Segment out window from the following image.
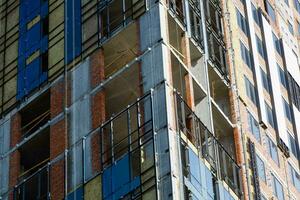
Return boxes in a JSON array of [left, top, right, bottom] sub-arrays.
[[236, 9, 249, 36], [288, 163, 300, 192], [288, 73, 300, 111], [245, 76, 258, 105], [285, 0, 289, 6], [278, 64, 287, 88], [256, 35, 266, 59], [295, 0, 300, 14], [247, 111, 261, 141], [267, 135, 279, 166], [297, 21, 300, 35], [273, 33, 283, 56], [252, 3, 260, 25], [265, 102, 276, 129], [265, 1, 276, 22], [288, 21, 294, 35], [288, 132, 298, 158], [256, 154, 266, 182], [261, 68, 271, 93], [240, 41, 254, 71], [282, 97, 292, 122], [271, 174, 284, 200]]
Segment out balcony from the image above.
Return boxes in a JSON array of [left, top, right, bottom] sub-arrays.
[[188, 0, 204, 50], [99, 0, 147, 43], [175, 93, 242, 196], [9, 93, 157, 200]]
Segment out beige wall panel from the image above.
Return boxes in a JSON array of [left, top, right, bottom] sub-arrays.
[[49, 0, 64, 11], [6, 6, 19, 31], [3, 75, 16, 104], [84, 175, 102, 200], [5, 41, 18, 65], [49, 39, 64, 68], [0, 18, 5, 38], [49, 3, 64, 32], [83, 14, 97, 43]]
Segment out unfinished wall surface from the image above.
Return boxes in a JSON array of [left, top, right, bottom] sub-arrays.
[[0, 117, 10, 197]]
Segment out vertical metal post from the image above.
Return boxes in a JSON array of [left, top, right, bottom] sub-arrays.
[[82, 137, 86, 184], [110, 120, 114, 163], [64, 150, 68, 198], [47, 163, 50, 200], [150, 89, 159, 199]]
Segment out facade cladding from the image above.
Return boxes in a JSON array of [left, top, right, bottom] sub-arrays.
[[0, 0, 300, 200]]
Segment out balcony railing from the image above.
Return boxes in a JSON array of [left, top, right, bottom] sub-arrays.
[[175, 92, 242, 195], [5, 92, 156, 200], [188, 0, 204, 49], [99, 0, 147, 42], [14, 165, 49, 200]]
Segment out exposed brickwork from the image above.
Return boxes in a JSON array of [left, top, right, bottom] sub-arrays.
[[50, 160, 65, 200], [90, 48, 106, 173], [51, 79, 65, 118], [50, 119, 66, 159], [50, 79, 68, 199], [9, 113, 21, 199], [90, 48, 105, 88]]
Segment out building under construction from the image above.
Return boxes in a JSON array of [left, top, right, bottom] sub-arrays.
[[0, 0, 299, 200]]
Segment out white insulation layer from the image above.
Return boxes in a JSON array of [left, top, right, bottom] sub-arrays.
[[69, 58, 92, 188], [262, 16, 288, 145], [245, 0, 268, 125], [0, 117, 11, 198]]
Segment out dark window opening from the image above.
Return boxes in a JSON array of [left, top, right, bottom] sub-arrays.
[[20, 91, 50, 138], [42, 16, 49, 36], [41, 51, 48, 73]]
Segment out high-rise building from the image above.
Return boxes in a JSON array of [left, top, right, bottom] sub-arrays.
[[226, 0, 300, 199], [0, 0, 299, 200]]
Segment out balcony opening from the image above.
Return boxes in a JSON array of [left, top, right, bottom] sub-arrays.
[[99, 0, 146, 41], [168, 11, 185, 61], [169, 0, 185, 25], [103, 22, 139, 78], [204, 0, 223, 37], [188, 1, 204, 49], [15, 128, 50, 200], [20, 91, 50, 138], [207, 31, 228, 80]]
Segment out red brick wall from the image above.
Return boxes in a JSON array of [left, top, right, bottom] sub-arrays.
[[50, 79, 67, 199], [90, 48, 105, 173], [9, 113, 21, 200]]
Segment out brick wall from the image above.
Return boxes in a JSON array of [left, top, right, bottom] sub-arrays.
[[90, 48, 105, 173], [9, 113, 21, 200]]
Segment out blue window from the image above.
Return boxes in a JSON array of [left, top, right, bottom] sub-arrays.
[[278, 64, 288, 88], [265, 102, 276, 128], [288, 132, 298, 158], [265, 1, 276, 22], [295, 0, 300, 14], [236, 9, 249, 36], [271, 174, 284, 200], [247, 111, 261, 142], [256, 154, 266, 182], [256, 35, 266, 59], [273, 33, 283, 56], [288, 21, 294, 35], [252, 3, 260, 25], [282, 97, 292, 122], [245, 76, 258, 106], [240, 41, 254, 71], [261, 68, 271, 93], [288, 163, 300, 192], [267, 135, 279, 166]]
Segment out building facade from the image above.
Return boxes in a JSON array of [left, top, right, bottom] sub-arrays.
[[0, 0, 299, 200], [226, 0, 300, 199]]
